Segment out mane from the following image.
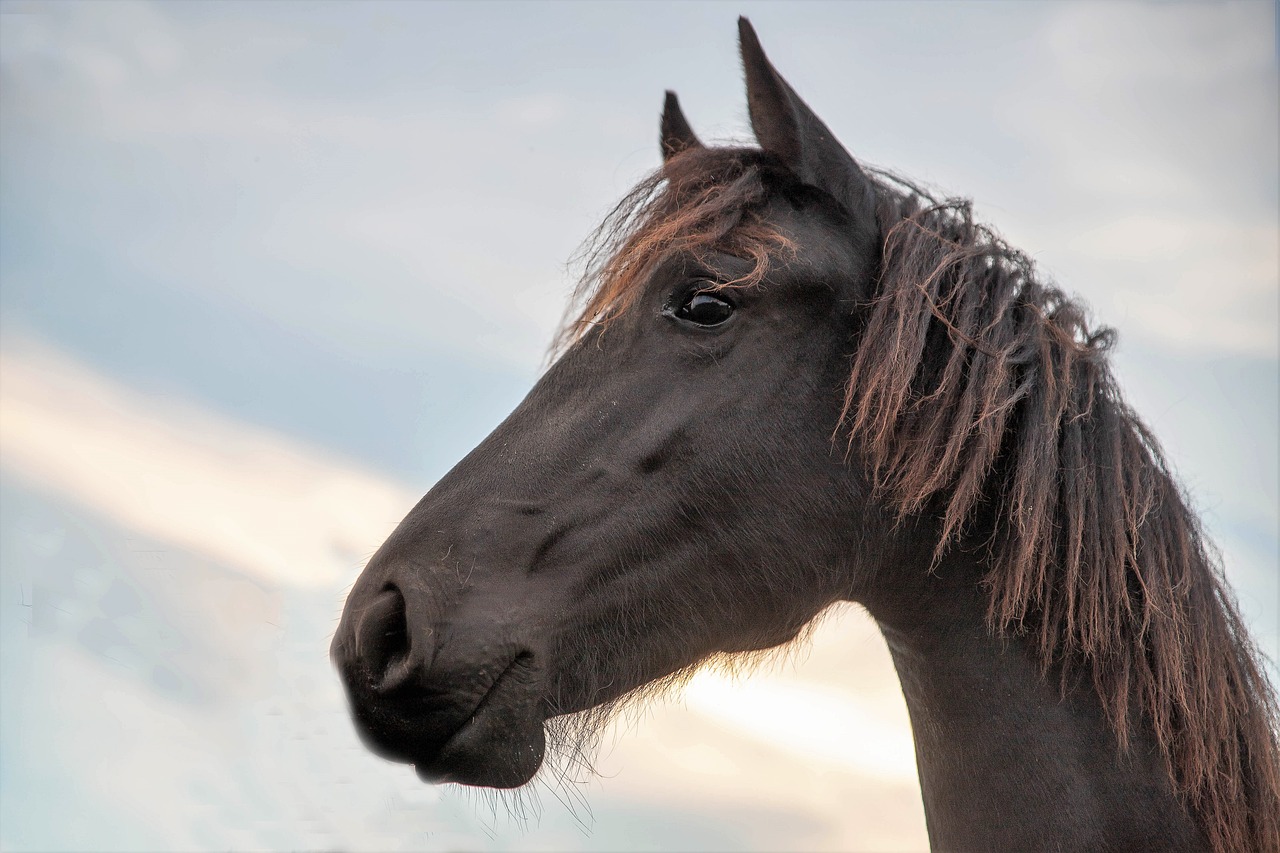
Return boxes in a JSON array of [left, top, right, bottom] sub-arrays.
[[562, 147, 1280, 853], [556, 147, 792, 352], [847, 176, 1280, 853]]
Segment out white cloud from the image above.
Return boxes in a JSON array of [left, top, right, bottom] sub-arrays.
[[3, 2, 587, 371], [0, 336, 417, 588], [1044, 2, 1274, 86], [496, 92, 570, 129], [999, 2, 1278, 357], [681, 667, 918, 782], [1068, 215, 1279, 357]]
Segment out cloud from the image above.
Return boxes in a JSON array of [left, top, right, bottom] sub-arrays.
[[1068, 215, 1279, 357], [0, 335, 417, 588], [2, 2, 582, 371], [681, 666, 918, 782], [997, 2, 1278, 358]]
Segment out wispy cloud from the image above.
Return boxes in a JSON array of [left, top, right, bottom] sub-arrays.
[[1000, 2, 1278, 357], [0, 335, 416, 588]]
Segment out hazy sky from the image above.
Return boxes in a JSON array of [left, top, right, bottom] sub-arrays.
[[1, 2, 1276, 850]]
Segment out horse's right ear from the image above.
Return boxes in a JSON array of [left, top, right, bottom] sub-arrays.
[[738, 17, 877, 230], [661, 91, 703, 162]]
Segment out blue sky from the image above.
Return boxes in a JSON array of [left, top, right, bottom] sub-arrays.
[[1, 2, 1276, 850]]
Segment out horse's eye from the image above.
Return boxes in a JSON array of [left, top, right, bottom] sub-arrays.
[[675, 292, 734, 327]]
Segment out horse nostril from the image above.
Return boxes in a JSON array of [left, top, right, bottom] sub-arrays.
[[354, 586, 412, 687]]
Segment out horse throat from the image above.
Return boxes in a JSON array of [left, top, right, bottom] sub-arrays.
[[875, 579, 1207, 852]]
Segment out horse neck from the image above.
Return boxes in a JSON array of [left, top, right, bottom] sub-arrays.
[[872, 569, 1206, 852]]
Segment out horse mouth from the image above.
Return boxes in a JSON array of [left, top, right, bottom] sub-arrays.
[[412, 652, 546, 788]]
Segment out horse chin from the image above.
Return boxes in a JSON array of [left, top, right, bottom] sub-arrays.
[[340, 644, 549, 789], [414, 711, 546, 789], [412, 663, 548, 789]]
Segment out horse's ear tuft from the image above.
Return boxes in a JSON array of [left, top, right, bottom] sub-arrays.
[[661, 90, 703, 162], [738, 17, 877, 229]]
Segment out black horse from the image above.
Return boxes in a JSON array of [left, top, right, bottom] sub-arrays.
[[333, 19, 1279, 853]]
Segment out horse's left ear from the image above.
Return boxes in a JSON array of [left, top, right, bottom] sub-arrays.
[[738, 17, 877, 227], [661, 90, 703, 161]]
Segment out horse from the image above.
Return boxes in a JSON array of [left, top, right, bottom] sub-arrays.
[[332, 18, 1280, 852]]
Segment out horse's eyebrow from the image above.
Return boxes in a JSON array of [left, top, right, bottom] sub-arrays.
[[685, 250, 759, 285]]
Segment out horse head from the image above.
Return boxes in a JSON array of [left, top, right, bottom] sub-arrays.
[[331, 18, 902, 788]]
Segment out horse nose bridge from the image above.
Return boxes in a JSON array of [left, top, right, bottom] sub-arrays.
[[409, 489, 588, 575], [379, 478, 562, 572]]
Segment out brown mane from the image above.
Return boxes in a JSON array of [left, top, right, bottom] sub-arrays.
[[562, 147, 1280, 853], [557, 148, 792, 353]]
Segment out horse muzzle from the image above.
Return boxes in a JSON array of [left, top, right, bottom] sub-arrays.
[[330, 570, 548, 788]]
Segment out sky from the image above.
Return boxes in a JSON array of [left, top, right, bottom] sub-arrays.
[[0, 2, 1276, 851]]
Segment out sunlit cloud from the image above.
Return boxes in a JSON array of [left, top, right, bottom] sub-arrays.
[[0, 335, 417, 588], [682, 669, 917, 782]]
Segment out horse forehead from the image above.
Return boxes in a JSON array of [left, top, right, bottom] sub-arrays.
[[763, 193, 866, 282]]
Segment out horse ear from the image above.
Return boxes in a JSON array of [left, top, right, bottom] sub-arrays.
[[738, 17, 877, 225], [661, 90, 703, 161]]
